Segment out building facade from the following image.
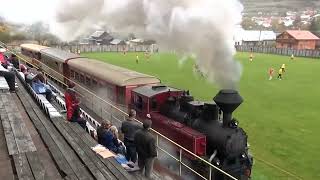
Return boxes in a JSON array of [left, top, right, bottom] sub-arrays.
[[276, 30, 319, 50]]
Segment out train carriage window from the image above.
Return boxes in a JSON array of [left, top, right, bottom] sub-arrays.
[[150, 98, 158, 111], [118, 88, 125, 104], [80, 74, 85, 83], [70, 70, 75, 79], [92, 79, 98, 87], [134, 95, 143, 110], [85, 76, 91, 86], [75, 72, 79, 80]]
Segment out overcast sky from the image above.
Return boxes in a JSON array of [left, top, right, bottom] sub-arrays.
[[0, 0, 59, 24]]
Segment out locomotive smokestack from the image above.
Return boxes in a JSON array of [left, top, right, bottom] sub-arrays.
[[213, 89, 243, 127]]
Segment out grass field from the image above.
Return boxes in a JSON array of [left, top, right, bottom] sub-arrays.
[[83, 51, 320, 180]]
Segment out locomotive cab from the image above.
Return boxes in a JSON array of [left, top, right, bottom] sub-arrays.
[[131, 85, 207, 157], [131, 85, 183, 116]]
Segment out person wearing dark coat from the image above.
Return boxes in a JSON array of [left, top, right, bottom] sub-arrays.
[[97, 120, 111, 144], [9, 54, 19, 69], [0, 70, 16, 92], [134, 119, 157, 178], [120, 109, 142, 163]]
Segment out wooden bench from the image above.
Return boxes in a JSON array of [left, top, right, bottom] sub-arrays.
[[0, 93, 36, 155], [16, 79, 93, 179], [16, 72, 135, 180], [0, 91, 53, 179], [67, 121, 137, 180]]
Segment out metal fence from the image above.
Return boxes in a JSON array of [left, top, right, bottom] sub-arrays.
[[236, 45, 320, 58], [0, 41, 237, 180]]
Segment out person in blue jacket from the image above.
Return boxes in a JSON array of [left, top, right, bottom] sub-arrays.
[[101, 125, 125, 154]]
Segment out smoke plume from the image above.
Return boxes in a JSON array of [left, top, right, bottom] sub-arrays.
[[55, 0, 243, 89]]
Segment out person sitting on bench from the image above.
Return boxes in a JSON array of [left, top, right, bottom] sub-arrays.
[[0, 70, 16, 92], [70, 105, 87, 129], [101, 125, 126, 154], [26, 71, 53, 102]]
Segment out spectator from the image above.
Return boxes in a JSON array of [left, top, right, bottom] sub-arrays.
[[70, 105, 87, 129], [65, 81, 79, 121], [120, 109, 142, 163], [101, 125, 125, 154], [134, 119, 157, 178], [0, 70, 16, 92], [9, 54, 19, 69], [109, 126, 126, 154], [30, 72, 53, 102], [97, 121, 111, 144], [0, 51, 9, 69]]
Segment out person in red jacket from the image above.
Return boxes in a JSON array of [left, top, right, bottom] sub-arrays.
[[64, 81, 86, 129], [0, 51, 9, 69], [64, 81, 80, 121]]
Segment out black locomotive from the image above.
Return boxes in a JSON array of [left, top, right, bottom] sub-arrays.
[[159, 90, 253, 179]]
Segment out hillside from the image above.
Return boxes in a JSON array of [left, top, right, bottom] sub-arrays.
[[242, 0, 320, 14]]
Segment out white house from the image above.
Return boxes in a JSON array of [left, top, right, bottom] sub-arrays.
[[234, 28, 276, 46]]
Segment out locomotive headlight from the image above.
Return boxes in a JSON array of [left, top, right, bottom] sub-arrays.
[[242, 153, 246, 158]]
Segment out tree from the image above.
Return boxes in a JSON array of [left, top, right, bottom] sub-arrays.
[[310, 17, 320, 34], [44, 33, 61, 45], [27, 22, 60, 45], [127, 33, 136, 40], [0, 32, 11, 43], [241, 17, 257, 30]]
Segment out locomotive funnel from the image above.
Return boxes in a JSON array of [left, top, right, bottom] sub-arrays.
[[213, 89, 243, 127]]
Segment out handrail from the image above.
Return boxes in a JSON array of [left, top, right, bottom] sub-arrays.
[[1, 41, 237, 180]]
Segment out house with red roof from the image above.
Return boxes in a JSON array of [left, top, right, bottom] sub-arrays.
[[276, 30, 320, 50]]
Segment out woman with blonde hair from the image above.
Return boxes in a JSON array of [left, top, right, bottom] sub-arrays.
[[102, 125, 126, 154]]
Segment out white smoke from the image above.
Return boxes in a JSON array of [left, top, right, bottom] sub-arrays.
[[55, 0, 243, 89]]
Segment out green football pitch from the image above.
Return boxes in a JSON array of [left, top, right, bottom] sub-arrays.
[[83, 51, 320, 180]]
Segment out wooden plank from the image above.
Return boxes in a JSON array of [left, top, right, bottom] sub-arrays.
[[1, 93, 37, 154], [19, 87, 93, 180], [52, 119, 106, 180], [16, 87, 77, 180], [33, 111, 93, 180], [13, 153, 35, 180], [69, 123, 135, 180], [7, 111, 37, 153], [60, 121, 117, 180], [26, 152, 47, 180], [0, 109, 18, 155]]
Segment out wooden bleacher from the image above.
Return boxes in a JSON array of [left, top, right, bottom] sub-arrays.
[[15, 71, 137, 180], [0, 74, 50, 179]]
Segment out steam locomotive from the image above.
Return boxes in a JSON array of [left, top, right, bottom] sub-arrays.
[[131, 86, 253, 179], [20, 44, 253, 179]]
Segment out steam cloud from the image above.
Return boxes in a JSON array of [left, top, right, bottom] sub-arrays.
[[55, 0, 243, 89]]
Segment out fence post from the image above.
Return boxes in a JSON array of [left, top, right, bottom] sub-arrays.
[[179, 148, 182, 176], [209, 166, 212, 180]]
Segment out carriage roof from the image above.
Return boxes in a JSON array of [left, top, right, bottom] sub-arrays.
[[40, 48, 82, 63], [68, 58, 161, 86], [20, 44, 49, 52]]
